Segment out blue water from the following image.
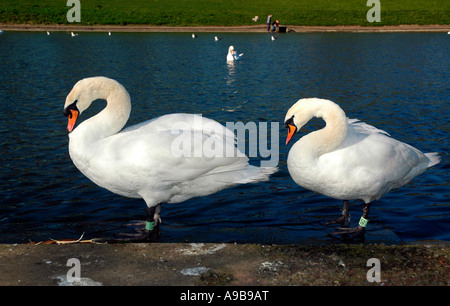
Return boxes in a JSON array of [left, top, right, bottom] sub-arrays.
[[0, 31, 448, 244]]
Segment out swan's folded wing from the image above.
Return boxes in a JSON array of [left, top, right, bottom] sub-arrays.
[[102, 115, 249, 184], [122, 113, 237, 145], [319, 125, 432, 200], [347, 118, 390, 136]]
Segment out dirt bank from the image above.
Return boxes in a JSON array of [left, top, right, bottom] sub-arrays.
[[1, 24, 449, 33]]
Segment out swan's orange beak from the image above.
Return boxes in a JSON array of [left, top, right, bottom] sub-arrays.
[[286, 124, 297, 145], [67, 109, 79, 132]]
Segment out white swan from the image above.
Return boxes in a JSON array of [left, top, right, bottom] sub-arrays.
[[64, 77, 277, 240], [271, 36, 277, 41], [227, 46, 243, 62], [284, 98, 440, 241], [227, 46, 235, 61], [192, 33, 197, 38], [71, 32, 78, 37]]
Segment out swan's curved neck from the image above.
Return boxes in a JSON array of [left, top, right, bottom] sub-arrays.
[[71, 82, 131, 144], [297, 101, 348, 158]]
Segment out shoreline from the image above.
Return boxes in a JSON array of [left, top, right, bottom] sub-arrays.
[[1, 23, 449, 33]]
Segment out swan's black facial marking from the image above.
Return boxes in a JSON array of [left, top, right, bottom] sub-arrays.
[[284, 115, 295, 128], [64, 100, 79, 118]]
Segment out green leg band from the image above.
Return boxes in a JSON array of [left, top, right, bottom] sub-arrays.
[[359, 216, 369, 227], [145, 221, 155, 231]]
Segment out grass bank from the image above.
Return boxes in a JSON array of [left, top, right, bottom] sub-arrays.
[[0, 0, 449, 26]]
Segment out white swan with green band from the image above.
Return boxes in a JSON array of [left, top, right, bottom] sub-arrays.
[[63, 76, 277, 240], [284, 98, 440, 241]]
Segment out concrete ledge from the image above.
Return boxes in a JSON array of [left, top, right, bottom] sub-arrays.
[[0, 242, 448, 286]]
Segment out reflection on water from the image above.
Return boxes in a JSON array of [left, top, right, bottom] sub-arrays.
[[226, 61, 236, 86], [0, 32, 448, 244]]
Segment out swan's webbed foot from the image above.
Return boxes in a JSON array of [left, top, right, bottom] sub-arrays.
[[326, 202, 370, 243], [327, 226, 365, 242], [112, 204, 162, 242], [321, 200, 350, 227], [113, 225, 159, 242], [321, 214, 350, 227]]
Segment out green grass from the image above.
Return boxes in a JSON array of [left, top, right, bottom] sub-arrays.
[[0, 0, 448, 26]]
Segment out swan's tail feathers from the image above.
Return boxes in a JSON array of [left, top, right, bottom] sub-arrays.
[[425, 152, 441, 168], [236, 165, 278, 184]]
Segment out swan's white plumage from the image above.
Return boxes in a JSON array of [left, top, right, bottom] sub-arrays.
[[227, 46, 235, 62], [64, 77, 276, 209], [285, 98, 440, 204], [227, 46, 242, 62]]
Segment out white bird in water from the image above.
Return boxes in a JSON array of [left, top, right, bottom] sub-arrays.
[[71, 32, 78, 37], [63, 77, 277, 241], [284, 98, 440, 241], [47, 31, 51, 35], [227, 46, 243, 62], [214, 36, 221, 41], [271, 36, 277, 41], [192, 33, 197, 38], [108, 31, 111, 36]]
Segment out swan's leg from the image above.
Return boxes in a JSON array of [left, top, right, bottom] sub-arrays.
[[322, 200, 350, 227], [141, 204, 162, 234], [153, 203, 162, 226], [328, 203, 370, 242], [113, 204, 161, 241]]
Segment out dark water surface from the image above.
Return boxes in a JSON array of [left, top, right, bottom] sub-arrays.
[[0, 31, 448, 244]]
